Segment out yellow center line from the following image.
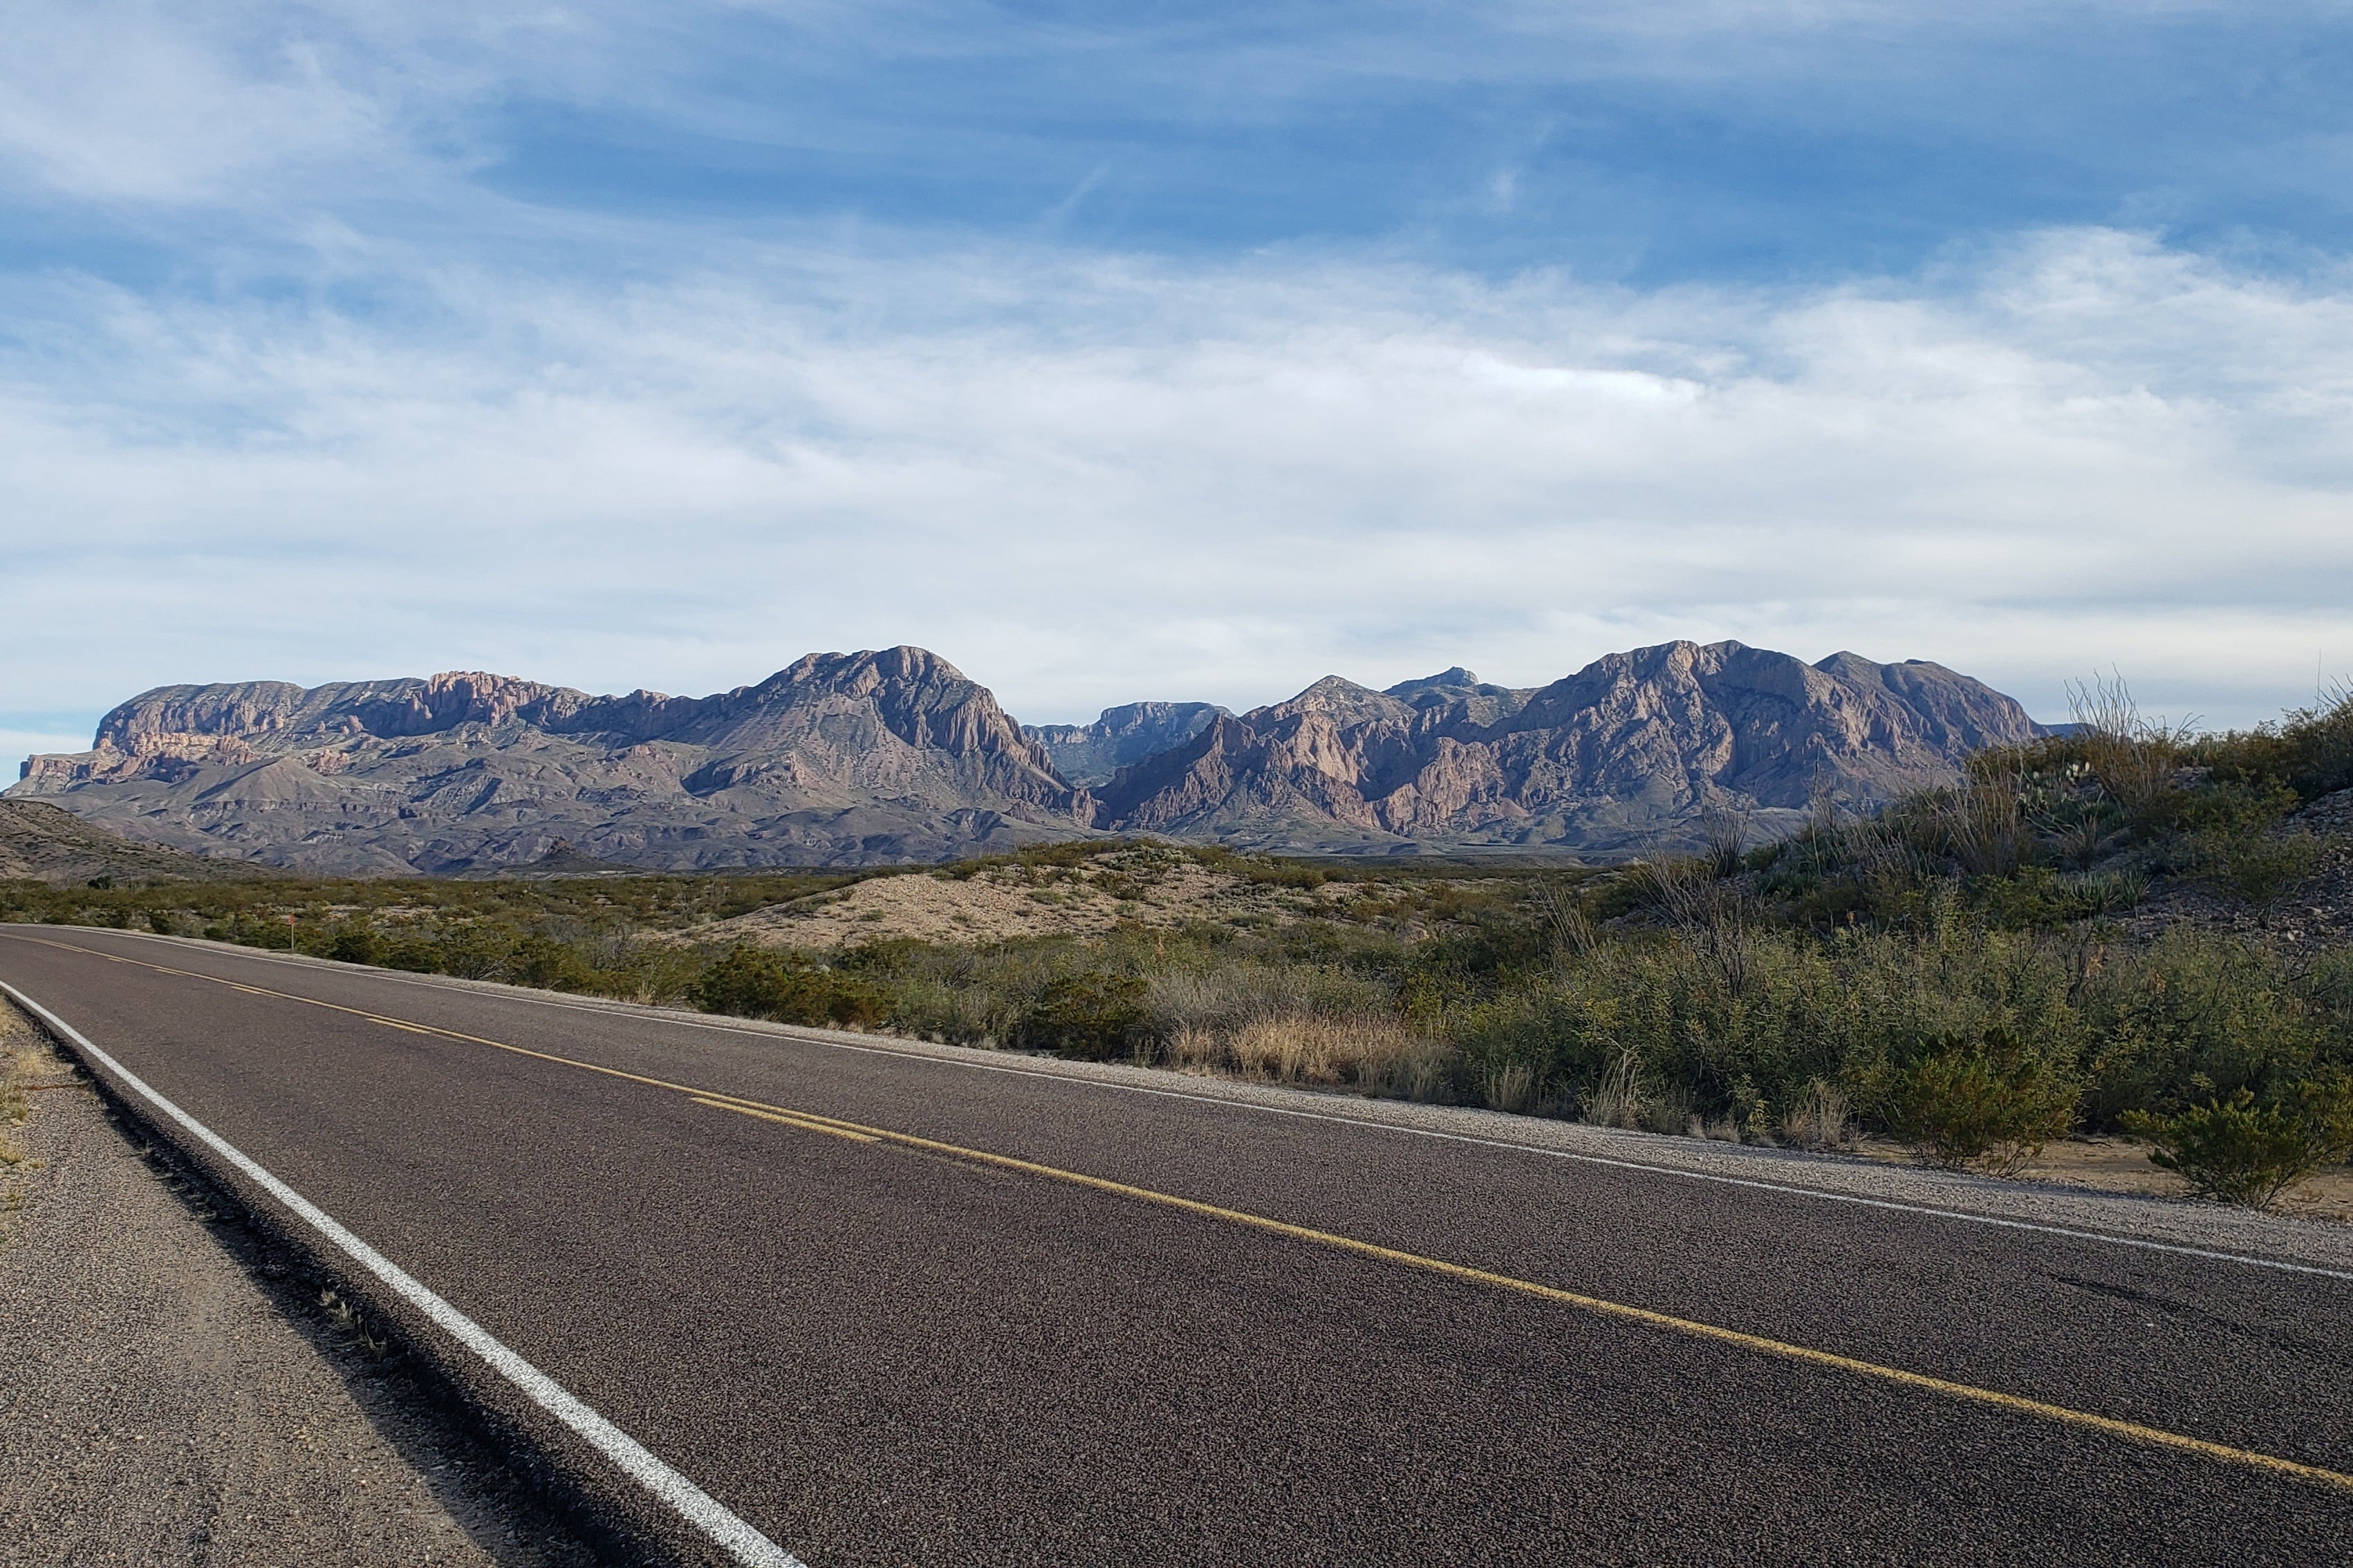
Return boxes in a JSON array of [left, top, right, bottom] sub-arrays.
[[694, 1098, 880, 1143], [19, 932, 2353, 1495]]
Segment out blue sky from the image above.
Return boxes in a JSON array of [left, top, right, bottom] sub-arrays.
[[6, 1, 2353, 758]]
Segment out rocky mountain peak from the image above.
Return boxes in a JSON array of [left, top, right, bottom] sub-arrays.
[[15, 639, 2047, 870]]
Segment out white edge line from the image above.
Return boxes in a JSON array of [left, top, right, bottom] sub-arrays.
[[32, 928, 2353, 1285], [0, 978, 807, 1568]]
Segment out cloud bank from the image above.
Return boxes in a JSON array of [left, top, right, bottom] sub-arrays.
[[3, 3, 2351, 747], [6, 225, 2350, 735]]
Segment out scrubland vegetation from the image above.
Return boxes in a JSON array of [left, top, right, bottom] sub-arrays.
[[9, 679, 2353, 1210]]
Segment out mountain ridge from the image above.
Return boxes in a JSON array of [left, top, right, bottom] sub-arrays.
[[12, 640, 2044, 870]]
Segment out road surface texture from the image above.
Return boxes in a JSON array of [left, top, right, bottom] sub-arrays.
[[0, 998, 597, 1567], [3, 924, 2349, 1566]]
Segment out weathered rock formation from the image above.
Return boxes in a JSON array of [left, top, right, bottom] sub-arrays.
[[12, 650, 1091, 873], [1090, 642, 2046, 855], [10, 640, 2044, 871], [1023, 702, 1229, 787]]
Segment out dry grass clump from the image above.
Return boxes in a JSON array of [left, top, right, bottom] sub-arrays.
[[1, 1002, 64, 1171], [1166, 1013, 1451, 1099], [2070, 671, 2195, 812], [1579, 1050, 1689, 1135], [1779, 1079, 1858, 1151]]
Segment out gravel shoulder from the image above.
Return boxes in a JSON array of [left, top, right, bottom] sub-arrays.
[[0, 1001, 596, 1568]]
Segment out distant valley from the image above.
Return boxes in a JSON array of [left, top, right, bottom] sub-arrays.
[[7, 640, 2043, 872]]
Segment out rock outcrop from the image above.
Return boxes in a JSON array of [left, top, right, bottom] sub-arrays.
[[1023, 702, 1229, 787], [13, 648, 1092, 873], [11, 640, 2045, 871], [1090, 642, 2046, 855]]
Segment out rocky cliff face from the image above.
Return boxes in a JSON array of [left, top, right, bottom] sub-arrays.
[[12, 640, 2045, 870], [1090, 642, 2046, 855], [15, 648, 1092, 872], [1023, 702, 1229, 787]]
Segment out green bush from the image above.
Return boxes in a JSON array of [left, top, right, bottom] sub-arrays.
[[2154, 776, 2300, 837], [1968, 867, 2143, 929], [690, 944, 889, 1028], [1870, 1029, 2080, 1174], [2181, 829, 2322, 908], [2076, 931, 2336, 1126], [2199, 689, 2353, 801], [508, 933, 597, 991], [326, 926, 379, 965], [379, 936, 445, 973], [2120, 1081, 2353, 1209], [1017, 972, 1148, 1060]]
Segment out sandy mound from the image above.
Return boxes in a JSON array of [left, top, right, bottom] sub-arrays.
[[691, 849, 1368, 950]]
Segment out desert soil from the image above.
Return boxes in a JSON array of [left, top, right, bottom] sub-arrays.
[[1852, 1132, 2353, 1223], [691, 849, 1375, 949], [0, 1001, 593, 1567]]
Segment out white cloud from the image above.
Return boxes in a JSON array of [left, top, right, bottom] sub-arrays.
[[2, 226, 2350, 740], [0, 729, 97, 767]]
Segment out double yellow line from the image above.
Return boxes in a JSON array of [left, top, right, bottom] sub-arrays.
[[20, 931, 2353, 1495]]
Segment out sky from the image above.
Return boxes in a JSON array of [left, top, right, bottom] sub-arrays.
[[6, 2, 2353, 760]]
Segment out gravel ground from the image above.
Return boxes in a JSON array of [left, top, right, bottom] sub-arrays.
[[0, 1007, 597, 1568]]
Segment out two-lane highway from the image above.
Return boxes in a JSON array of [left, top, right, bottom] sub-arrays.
[[6, 925, 2350, 1565]]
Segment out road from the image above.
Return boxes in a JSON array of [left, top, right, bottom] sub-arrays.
[[3, 924, 2350, 1565]]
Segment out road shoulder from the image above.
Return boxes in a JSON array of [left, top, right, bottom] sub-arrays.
[[0, 1001, 597, 1568]]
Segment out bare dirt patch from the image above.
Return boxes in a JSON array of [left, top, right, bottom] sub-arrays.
[[1857, 1132, 2353, 1223], [691, 848, 1373, 950], [0, 999, 595, 1565]]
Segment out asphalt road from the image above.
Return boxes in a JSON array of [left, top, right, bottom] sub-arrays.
[[6, 924, 2351, 1565]]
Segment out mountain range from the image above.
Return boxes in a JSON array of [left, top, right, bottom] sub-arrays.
[[7, 640, 2044, 872]]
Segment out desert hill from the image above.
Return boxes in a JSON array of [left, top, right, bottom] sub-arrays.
[[10, 640, 2043, 872], [0, 800, 263, 884]]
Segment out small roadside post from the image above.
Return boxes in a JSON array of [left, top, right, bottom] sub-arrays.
[[286, 913, 297, 952]]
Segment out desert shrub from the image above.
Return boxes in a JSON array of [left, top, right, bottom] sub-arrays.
[[2179, 828, 2322, 908], [2120, 1079, 2353, 1209], [435, 924, 518, 980], [692, 944, 889, 1028], [1017, 972, 1148, 1060], [2075, 931, 2338, 1126], [379, 936, 445, 973], [2068, 673, 2192, 816], [1967, 867, 2143, 929], [326, 926, 379, 965], [508, 933, 598, 992], [1448, 922, 2083, 1131], [2199, 687, 2353, 801], [1868, 1029, 2080, 1175], [2155, 777, 2300, 838]]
